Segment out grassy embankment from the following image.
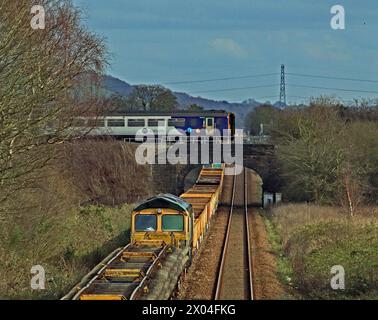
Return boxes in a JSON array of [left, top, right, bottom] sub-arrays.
[[264, 204, 378, 299], [0, 141, 150, 299]]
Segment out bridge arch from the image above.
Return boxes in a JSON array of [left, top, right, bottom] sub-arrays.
[[149, 143, 282, 196], [243, 144, 282, 193]]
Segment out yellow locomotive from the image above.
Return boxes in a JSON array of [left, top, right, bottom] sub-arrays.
[[131, 164, 224, 257], [63, 164, 224, 300]]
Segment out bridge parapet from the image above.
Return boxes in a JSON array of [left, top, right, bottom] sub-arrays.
[[147, 142, 281, 195]]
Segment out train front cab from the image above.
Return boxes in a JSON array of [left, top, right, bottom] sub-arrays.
[[131, 194, 194, 250], [206, 112, 235, 138]]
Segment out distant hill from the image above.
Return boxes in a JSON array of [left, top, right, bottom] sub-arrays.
[[173, 92, 262, 127], [102, 75, 134, 96], [101, 75, 282, 128]]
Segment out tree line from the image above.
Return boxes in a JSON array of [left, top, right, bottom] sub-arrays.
[[105, 85, 204, 113], [0, 0, 107, 212], [0, 0, 205, 215], [245, 97, 378, 213]]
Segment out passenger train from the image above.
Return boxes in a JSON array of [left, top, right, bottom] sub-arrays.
[[74, 110, 235, 139]]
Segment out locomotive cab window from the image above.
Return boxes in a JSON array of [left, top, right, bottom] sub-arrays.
[[206, 118, 214, 127], [135, 214, 157, 232], [162, 215, 184, 232]]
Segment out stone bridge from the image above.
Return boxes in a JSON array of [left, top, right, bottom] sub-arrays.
[[149, 143, 282, 195]]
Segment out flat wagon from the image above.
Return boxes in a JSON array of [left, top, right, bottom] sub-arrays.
[[63, 164, 225, 300]]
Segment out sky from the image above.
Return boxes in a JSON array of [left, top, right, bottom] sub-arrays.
[[73, 0, 378, 104]]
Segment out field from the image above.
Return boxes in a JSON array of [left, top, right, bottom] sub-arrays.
[[265, 204, 378, 299]]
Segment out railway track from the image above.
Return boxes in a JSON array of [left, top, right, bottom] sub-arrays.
[[62, 241, 170, 300], [214, 167, 254, 300]]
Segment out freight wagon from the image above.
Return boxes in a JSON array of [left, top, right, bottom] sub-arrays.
[[63, 164, 225, 300]]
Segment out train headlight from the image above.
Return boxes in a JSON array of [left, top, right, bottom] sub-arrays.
[[157, 208, 162, 214], [195, 129, 201, 134]]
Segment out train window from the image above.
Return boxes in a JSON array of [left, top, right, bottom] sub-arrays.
[[148, 119, 165, 127], [168, 118, 185, 127], [188, 118, 201, 128], [206, 118, 214, 127], [107, 119, 125, 127], [162, 215, 184, 232], [135, 214, 157, 232], [128, 119, 145, 127], [88, 119, 105, 127]]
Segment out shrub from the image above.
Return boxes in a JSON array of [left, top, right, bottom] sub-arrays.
[[269, 204, 378, 299]]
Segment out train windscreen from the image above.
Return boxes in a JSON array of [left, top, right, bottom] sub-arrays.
[[135, 214, 157, 231], [162, 215, 184, 232]]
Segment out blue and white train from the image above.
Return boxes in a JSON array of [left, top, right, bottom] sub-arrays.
[[74, 110, 235, 140]]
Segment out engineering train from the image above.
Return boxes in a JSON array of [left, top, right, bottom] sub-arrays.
[[131, 163, 224, 255], [74, 110, 235, 140], [64, 164, 225, 300]]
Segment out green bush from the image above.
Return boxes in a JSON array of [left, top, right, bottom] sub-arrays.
[[270, 205, 378, 299], [0, 204, 133, 299], [293, 223, 378, 299]]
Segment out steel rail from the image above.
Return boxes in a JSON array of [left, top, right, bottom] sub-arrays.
[[129, 244, 169, 300], [71, 243, 133, 300], [69, 243, 168, 300], [214, 166, 254, 300], [244, 168, 254, 300], [214, 166, 236, 300]]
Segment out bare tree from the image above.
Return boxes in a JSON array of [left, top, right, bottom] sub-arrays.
[[187, 104, 204, 111], [245, 104, 278, 135], [127, 85, 178, 111], [0, 0, 107, 205], [272, 98, 378, 208], [273, 104, 348, 203]]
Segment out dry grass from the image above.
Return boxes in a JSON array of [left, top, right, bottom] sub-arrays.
[[0, 140, 152, 299], [268, 204, 378, 299], [0, 204, 132, 299], [271, 204, 378, 247]]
